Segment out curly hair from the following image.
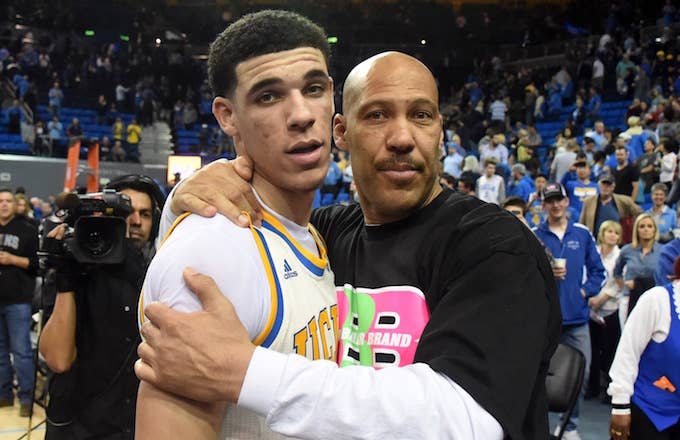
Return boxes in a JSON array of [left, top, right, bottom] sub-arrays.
[[208, 10, 330, 98]]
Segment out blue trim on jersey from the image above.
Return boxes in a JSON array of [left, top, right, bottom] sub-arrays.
[[254, 227, 285, 348], [262, 220, 325, 277]]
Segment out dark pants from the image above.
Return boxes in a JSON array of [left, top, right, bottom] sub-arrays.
[[627, 402, 680, 440], [587, 312, 620, 397]]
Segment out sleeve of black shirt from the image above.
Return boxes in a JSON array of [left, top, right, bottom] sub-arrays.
[[23, 223, 39, 276], [414, 205, 561, 440]]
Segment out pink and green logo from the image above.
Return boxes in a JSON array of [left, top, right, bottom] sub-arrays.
[[336, 284, 430, 369]]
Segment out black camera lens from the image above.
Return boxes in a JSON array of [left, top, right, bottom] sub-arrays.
[[75, 218, 115, 258], [80, 230, 113, 256]]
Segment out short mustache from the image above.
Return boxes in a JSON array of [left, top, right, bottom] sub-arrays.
[[375, 156, 425, 172]]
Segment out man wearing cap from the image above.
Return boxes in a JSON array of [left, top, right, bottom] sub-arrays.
[[533, 182, 606, 440], [580, 172, 642, 244], [507, 163, 534, 202]]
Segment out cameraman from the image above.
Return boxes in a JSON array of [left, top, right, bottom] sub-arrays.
[[38, 176, 164, 439]]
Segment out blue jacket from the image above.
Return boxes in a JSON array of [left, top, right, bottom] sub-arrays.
[[655, 238, 680, 285], [507, 175, 534, 202], [533, 221, 606, 325]]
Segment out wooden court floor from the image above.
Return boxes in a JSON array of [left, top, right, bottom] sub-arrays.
[[0, 401, 46, 440]]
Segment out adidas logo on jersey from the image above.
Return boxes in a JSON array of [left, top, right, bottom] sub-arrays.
[[283, 259, 298, 279]]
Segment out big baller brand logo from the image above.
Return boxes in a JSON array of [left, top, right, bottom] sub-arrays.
[[336, 284, 430, 369]]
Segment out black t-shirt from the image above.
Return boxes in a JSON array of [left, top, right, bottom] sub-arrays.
[[46, 242, 146, 439], [613, 164, 639, 196], [0, 216, 38, 306], [311, 190, 561, 440]]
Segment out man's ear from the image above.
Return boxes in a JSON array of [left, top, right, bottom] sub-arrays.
[[333, 113, 348, 151], [213, 97, 238, 137]]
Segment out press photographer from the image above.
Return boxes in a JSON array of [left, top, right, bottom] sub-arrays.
[[38, 175, 164, 439]]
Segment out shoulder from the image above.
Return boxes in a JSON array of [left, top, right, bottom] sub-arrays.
[[311, 203, 363, 240], [572, 222, 594, 237], [634, 286, 672, 320], [154, 214, 256, 267]]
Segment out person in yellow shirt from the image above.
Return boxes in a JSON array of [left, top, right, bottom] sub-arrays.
[[126, 119, 142, 161], [112, 117, 124, 142]]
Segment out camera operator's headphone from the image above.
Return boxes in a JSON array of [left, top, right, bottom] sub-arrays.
[[104, 175, 167, 242]]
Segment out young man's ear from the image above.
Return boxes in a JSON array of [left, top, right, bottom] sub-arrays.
[[333, 113, 348, 151], [213, 97, 238, 137]]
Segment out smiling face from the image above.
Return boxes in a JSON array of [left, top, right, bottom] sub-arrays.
[[544, 196, 569, 222], [334, 52, 443, 224], [213, 47, 333, 219], [603, 227, 621, 246]]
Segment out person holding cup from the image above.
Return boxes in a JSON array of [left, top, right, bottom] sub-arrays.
[[533, 182, 607, 439]]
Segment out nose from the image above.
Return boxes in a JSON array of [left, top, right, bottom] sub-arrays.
[[128, 211, 141, 226], [386, 118, 416, 153], [287, 90, 315, 132]]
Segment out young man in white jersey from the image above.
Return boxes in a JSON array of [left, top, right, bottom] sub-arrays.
[[476, 157, 505, 204], [135, 10, 337, 438]]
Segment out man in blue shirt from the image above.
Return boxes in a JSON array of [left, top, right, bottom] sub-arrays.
[[647, 183, 677, 236], [533, 182, 606, 439], [507, 163, 534, 202]]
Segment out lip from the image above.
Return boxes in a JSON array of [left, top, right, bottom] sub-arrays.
[[379, 167, 419, 183], [286, 140, 324, 167]]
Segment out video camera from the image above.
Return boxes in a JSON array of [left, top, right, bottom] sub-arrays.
[[41, 189, 132, 264]]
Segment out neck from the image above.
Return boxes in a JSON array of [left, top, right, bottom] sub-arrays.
[[601, 243, 615, 254], [653, 204, 664, 214], [252, 174, 314, 227], [363, 183, 443, 225], [548, 216, 567, 228], [600, 193, 613, 203], [639, 238, 654, 250], [0, 214, 14, 226]]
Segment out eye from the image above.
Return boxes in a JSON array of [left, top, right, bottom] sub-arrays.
[[366, 110, 386, 120], [257, 92, 279, 104], [305, 84, 325, 96], [414, 110, 432, 119]]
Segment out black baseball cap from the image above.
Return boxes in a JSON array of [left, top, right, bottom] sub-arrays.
[[598, 172, 614, 183], [541, 182, 567, 201]]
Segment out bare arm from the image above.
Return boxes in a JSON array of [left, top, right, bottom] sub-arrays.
[[39, 291, 77, 373], [0, 252, 30, 269], [170, 156, 261, 226], [38, 225, 76, 373], [135, 380, 225, 439], [630, 181, 639, 204]]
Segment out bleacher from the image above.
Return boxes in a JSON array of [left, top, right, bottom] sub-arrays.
[[534, 99, 631, 175], [0, 105, 137, 156], [34, 105, 136, 141]]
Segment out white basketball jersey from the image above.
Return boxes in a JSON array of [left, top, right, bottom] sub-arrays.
[[219, 211, 338, 439]]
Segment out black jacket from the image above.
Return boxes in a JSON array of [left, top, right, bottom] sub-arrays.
[[46, 241, 146, 440]]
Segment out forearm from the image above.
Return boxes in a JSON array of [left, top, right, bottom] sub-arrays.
[[39, 292, 77, 373], [630, 184, 639, 202], [136, 381, 225, 439], [238, 348, 504, 440], [10, 254, 30, 269]]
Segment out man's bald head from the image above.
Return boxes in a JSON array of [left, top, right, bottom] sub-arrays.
[[342, 52, 438, 116]]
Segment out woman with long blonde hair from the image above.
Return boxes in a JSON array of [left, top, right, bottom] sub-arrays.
[[613, 213, 662, 325]]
